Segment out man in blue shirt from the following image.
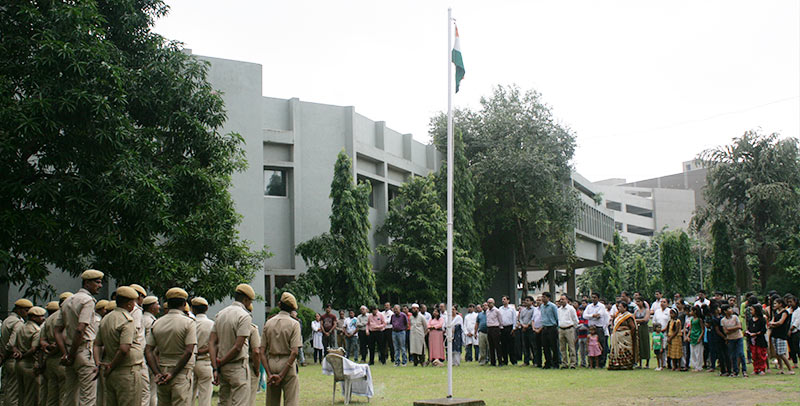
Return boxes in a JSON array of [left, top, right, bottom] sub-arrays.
[[475, 303, 489, 365], [540, 292, 559, 369]]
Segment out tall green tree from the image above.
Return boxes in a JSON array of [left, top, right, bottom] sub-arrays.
[[632, 255, 648, 295], [660, 230, 692, 295], [433, 130, 488, 304], [377, 175, 447, 304], [710, 220, 735, 293], [431, 85, 578, 293], [0, 0, 267, 302], [285, 151, 378, 309], [694, 131, 800, 291]]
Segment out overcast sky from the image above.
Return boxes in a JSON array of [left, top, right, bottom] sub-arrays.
[[153, 0, 799, 182]]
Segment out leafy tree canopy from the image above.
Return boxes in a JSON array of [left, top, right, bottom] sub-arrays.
[[0, 0, 267, 302], [430, 85, 578, 284], [694, 131, 800, 291]]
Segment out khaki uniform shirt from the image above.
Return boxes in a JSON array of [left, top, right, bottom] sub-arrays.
[[42, 311, 61, 357], [0, 312, 23, 357], [10, 321, 41, 360], [143, 312, 157, 338], [56, 288, 97, 346], [247, 323, 261, 373], [261, 311, 302, 356], [194, 314, 214, 361], [211, 302, 252, 362], [96, 308, 143, 367], [131, 304, 146, 348], [146, 309, 197, 368], [87, 312, 101, 341]]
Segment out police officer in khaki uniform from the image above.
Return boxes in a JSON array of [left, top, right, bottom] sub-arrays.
[[40, 294, 71, 406], [260, 292, 302, 406], [128, 284, 150, 406], [94, 299, 109, 406], [246, 318, 261, 406], [94, 287, 144, 406], [55, 269, 103, 406], [1, 298, 32, 406], [190, 298, 213, 406], [141, 296, 159, 406], [209, 284, 254, 406], [10, 306, 45, 406], [144, 288, 196, 406]]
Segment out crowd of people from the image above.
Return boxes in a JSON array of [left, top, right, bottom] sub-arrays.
[[2, 269, 798, 406], [0, 269, 303, 406], [305, 289, 800, 378]]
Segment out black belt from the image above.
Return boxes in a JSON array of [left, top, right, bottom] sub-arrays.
[[560, 325, 575, 330]]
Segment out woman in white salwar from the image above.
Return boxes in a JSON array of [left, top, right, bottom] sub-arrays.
[[311, 313, 324, 363], [449, 307, 464, 366]]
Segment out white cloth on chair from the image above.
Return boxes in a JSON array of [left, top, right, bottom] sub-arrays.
[[322, 356, 374, 398]]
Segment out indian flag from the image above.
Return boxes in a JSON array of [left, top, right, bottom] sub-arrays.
[[452, 25, 465, 93]]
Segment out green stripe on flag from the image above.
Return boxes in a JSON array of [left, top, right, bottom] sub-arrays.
[[452, 48, 465, 93]]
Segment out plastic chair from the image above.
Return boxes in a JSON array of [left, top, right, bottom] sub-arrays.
[[325, 353, 369, 405]]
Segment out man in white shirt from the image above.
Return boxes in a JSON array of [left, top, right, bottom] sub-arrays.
[[557, 295, 579, 369], [582, 293, 609, 367], [381, 302, 395, 364], [650, 291, 663, 315], [498, 296, 517, 366], [531, 298, 543, 367], [693, 290, 711, 308], [421, 305, 432, 323], [463, 305, 479, 362]]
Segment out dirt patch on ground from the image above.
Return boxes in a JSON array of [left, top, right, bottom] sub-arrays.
[[643, 389, 799, 406]]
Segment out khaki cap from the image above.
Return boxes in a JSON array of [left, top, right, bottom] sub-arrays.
[[81, 269, 104, 280], [59, 292, 73, 300], [280, 292, 298, 310], [165, 287, 188, 300], [14, 299, 33, 308], [129, 284, 146, 297], [96, 300, 109, 311], [105, 301, 116, 311], [142, 296, 158, 306], [28, 306, 46, 317], [191, 297, 208, 306], [116, 286, 138, 300], [45, 301, 60, 311], [235, 284, 255, 300]]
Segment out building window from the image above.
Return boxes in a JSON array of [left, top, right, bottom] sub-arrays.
[[264, 168, 287, 197], [606, 201, 622, 211], [388, 185, 400, 208], [273, 275, 295, 305]]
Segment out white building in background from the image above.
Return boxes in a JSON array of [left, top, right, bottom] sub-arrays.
[[591, 162, 704, 242]]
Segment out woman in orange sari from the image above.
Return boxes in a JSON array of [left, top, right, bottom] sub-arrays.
[[608, 301, 639, 370]]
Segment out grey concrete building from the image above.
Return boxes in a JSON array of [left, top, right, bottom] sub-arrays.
[[591, 161, 707, 242]]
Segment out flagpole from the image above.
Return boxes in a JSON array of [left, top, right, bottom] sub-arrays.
[[446, 7, 454, 400]]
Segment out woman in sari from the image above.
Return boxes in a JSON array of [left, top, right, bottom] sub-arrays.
[[608, 301, 638, 370], [634, 298, 651, 369], [449, 307, 464, 366]]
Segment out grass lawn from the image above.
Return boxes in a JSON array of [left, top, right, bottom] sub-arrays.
[[218, 359, 799, 405]]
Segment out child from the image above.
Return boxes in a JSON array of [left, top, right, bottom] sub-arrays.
[[652, 322, 665, 371], [667, 308, 683, 371], [587, 325, 602, 368]]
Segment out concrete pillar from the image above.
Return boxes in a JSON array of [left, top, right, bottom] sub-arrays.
[[566, 267, 576, 300]]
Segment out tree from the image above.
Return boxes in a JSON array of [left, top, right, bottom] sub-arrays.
[[710, 220, 735, 293], [632, 255, 648, 295], [377, 175, 447, 304], [660, 230, 692, 295], [0, 0, 267, 302], [433, 130, 488, 305], [694, 131, 800, 291], [430, 85, 578, 294], [284, 151, 378, 309]]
